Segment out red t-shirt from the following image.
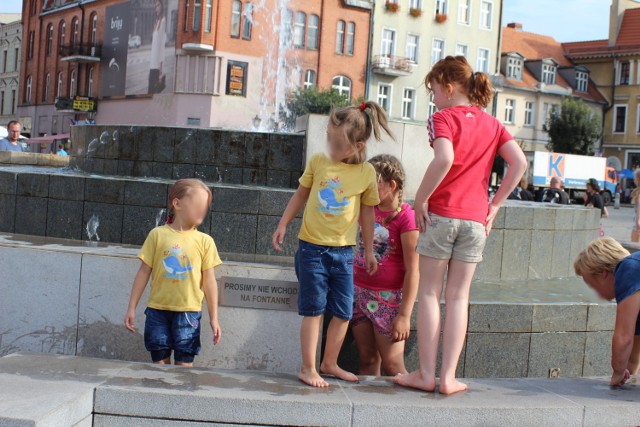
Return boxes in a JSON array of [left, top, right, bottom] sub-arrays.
[[427, 105, 513, 224], [354, 203, 418, 291]]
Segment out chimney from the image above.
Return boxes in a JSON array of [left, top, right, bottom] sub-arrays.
[[507, 22, 523, 31]]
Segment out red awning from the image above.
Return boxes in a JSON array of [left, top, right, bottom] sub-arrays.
[[27, 133, 70, 144]]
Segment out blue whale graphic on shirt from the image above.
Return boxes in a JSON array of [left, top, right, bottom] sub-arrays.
[[318, 188, 350, 210], [163, 255, 192, 279]]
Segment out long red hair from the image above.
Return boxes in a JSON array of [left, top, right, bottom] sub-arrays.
[[426, 55, 494, 108]]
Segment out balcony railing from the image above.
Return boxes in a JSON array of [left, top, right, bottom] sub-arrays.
[[371, 55, 414, 77], [59, 43, 102, 63]]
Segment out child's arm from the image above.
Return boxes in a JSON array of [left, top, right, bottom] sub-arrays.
[[391, 230, 420, 341], [360, 203, 377, 275], [124, 262, 152, 333], [272, 184, 311, 251], [610, 292, 640, 386], [203, 268, 221, 345], [414, 137, 455, 232], [486, 140, 527, 235]]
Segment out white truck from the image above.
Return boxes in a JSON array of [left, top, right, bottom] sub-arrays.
[[531, 151, 617, 204]]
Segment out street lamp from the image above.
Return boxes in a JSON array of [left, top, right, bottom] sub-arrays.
[[252, 114, 261, 129]]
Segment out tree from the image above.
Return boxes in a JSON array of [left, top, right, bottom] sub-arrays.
[[545, 97, 602, 155], [284, 88, 352, 127]]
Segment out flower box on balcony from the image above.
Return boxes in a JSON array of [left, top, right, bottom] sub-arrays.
[[385, 1, 399, 13], [435, 13, 447, 23], [409, 8, 422, 17]]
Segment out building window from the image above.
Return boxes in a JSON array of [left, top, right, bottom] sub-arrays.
[[619, 62, 630, 85], [307, 14, 319, 50], [614, 105, 627, 133], [11, 89, 15, 114], [381, 29, 396, 57], [406, 34, 419, 63], [205, 0, 213, 32], [25, 75, 32, 103], [524, 101, 534, 126], [13, 48, 18, 71], [377, 84, 392, 114], [44, 73, 50, 102], [72, 17, 79, 45], [59, 21, 66, 47], [432, 38, 444, 64], [0, 91, 4, 115], [637, 107, 640, 134], [480, 0, 493, 29], [57, 72, 63, 97], [91, 13, 98, 45], [402, 88, 415, 120], [542, 63, 556, 84], [458, 0, 470, 24], [294, 12, 306, 48], [456, 43, 468, 57], [70, 69, 76, 97], [435, 0, 448, 15], [242, 3, 253, 40], [2, 50, 6, 73], [410, 0, 422, 8], [231, 1, 241, 37], [507, 57, 522, 80], [428, 93, 437, 116], [346, 22, 355, 56], [193, 0, 201, 31], [477, 48, 489, 72], [28, 31, 34, 60], [504, 98, 515, 124], [304, 69, 316, 89], [184, 0, 189, 32], [332, 75, 352, 100], [46, 24, 54, 56], [336, 20, 345, 54], [576, 71, 588, 92], [88, 67, 94, 97]]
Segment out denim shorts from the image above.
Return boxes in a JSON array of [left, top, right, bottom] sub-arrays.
[[295, 240, 355, 320], [416, 213, 487, 263], [144, 307, 202, 363]]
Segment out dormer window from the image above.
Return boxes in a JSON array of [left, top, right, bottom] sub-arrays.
[[542, 63, 556, 84], [507, 57, 522, 80], [576, 70, 589, 92]]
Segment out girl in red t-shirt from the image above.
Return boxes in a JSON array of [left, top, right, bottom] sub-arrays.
[[351, 154, 419, 376], [394, 56, 527, 394]]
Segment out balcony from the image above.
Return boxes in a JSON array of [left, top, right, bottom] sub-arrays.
[[371, 55, 414, 77], [59, 43, 102, 63]]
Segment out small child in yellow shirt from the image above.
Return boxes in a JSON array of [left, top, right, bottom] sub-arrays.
[[125, 178, 222, 366]]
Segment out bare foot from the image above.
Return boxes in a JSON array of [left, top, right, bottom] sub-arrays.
[[320, 362, 359, 383], [439, 379, 468, 395], [392, 370, 436, 392], [298, 368, 329, 388]]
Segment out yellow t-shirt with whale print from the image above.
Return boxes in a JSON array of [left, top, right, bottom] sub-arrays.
[[298, 153, 379, 246], [138, 225, 222, 312]]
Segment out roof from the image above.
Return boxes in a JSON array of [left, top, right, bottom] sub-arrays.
[[501, 26, 606, 104], [563, 8, 640, 56]]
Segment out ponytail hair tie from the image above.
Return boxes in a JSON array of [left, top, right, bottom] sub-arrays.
[[358, 100, 367, 112]]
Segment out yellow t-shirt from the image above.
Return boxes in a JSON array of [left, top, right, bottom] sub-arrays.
[[138, 225, 222, 312], [298, 153, 379, 246]]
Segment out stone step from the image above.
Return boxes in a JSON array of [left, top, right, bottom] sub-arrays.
[[1, 353, 639, 427]]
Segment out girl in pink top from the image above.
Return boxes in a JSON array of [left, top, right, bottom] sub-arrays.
[[352, 154, 419, 376], [394, 56, 527, 394]]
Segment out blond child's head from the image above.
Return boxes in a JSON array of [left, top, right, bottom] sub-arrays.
[[167, 178, 212, 228], [574, 237, 630, 300], [327, 101, 395, 164], [369, 154, 406, 205]]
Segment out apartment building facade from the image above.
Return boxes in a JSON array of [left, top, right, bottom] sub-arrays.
[[0, 14, 22, 129]]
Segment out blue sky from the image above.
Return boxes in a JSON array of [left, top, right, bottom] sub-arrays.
[[2, 0, 612, 43]]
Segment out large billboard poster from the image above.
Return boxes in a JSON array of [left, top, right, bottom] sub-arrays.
[[100, 0, 178, 97]]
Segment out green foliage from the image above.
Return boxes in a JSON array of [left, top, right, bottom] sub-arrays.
[[545, 97, 602, 155], [285, 87, 351, 123]]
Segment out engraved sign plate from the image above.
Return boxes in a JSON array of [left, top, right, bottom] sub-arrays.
[[220, 277, 299, 311]]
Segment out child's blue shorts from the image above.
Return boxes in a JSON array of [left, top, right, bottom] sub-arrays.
[[295, 240, 354, 320], [144, 307, 202, 363]]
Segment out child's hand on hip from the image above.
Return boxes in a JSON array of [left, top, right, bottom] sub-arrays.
[[415, 200, 431, 233], [485, 203, 500, 236], [365, 251, 378, 275], [391, 314, 410, 341], [272, 225, 287, 251], [210, 319, 222, 345], [124, 309, 136, 333]]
